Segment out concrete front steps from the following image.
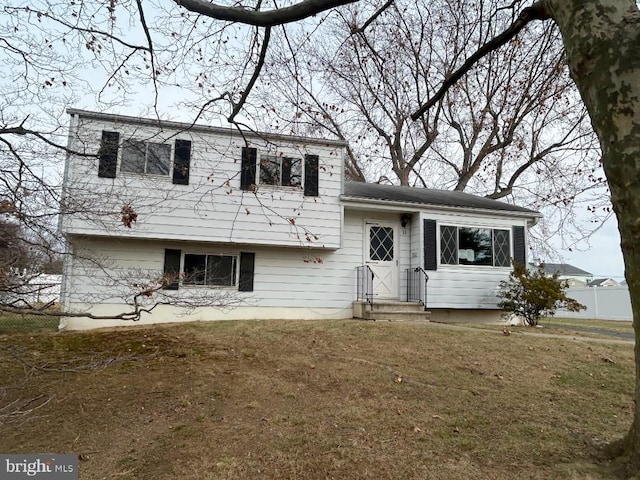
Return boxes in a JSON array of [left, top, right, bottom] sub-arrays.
[[353, 300, 431, 322]]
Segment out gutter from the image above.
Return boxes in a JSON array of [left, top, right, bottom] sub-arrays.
[[340, 195, 542, 222], [66, 108, 347, 148]]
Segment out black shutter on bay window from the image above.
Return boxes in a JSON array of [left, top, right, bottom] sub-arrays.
[[163, 249, 181, 290], [241, 147, 257, 190], [304, 154, 319, 197], [424, 219, 437, 271], [98, 130, 119, 178], [173, 139, 191, 185], [239, 252, 255, 292], [512, 226, 526, 266]]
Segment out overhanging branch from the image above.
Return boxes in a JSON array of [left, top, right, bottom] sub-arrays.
[[0, 125, 95, 157], [411, 2, 549, 120], [349, 0, 395, 34], [173, 0, 358, 26], [228, 26, 272, 122]]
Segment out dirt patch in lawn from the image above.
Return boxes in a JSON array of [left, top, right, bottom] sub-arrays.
[[0, 320, 635, 479]]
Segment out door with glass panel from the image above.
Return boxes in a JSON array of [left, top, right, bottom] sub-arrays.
[[365, 222, 399, 299]]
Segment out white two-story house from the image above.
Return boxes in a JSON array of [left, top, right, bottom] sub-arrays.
[[59, 109, 540, 330]]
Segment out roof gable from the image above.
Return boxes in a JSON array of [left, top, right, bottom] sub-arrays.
[[542, 263, 593, 276], [587, 278, 618, 286]]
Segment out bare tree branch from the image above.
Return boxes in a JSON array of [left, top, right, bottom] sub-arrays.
[[228, 26, 272, 122], [411, 2, 549, 120], [135, 0, 160, 112], [5, 6, 151, 52], [349, 0, 395, 34], [0, 125, 94, 157], [173, 0, 358, 26]]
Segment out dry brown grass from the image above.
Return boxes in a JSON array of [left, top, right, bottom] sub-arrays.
[[0, 320, 635, 479]]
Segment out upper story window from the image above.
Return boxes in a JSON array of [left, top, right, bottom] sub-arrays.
[[121, 140, 171, 175], [97, 130, 191, 185], [260, 155, 302, 187], [440, 225, 511, 267], [241, 147, 319, 197]]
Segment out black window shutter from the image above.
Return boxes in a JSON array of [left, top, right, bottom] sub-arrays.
[[282, 157, 292, 186], [239, 252, 255, 292], [304, 154, 319, 197], [424, 219, 437, 271], [241, 147, 257, 190], [98, 130, 119, 178], [173, 139, 191, 185], [513, 226, 526, 266], [163, 249, 181, 290]]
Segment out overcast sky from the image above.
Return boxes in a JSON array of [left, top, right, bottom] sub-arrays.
[[556, 216, 625, 281]]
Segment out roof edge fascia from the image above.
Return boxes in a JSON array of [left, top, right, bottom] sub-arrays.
[[341, 195, 542, 220], [67, 108, 347, 148]]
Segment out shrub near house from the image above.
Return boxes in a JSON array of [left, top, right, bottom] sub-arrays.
[[498, 262, 586, 326]]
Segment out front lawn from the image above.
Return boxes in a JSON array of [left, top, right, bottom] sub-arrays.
[[0, 320, 634, 479]]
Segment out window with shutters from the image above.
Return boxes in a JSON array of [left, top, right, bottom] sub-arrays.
[[241, 147, 317, 195], [97, 130, 191, 185], [440, 226, 511, 267], [183, 254, 238, 287], [164, 249, 253, 291]]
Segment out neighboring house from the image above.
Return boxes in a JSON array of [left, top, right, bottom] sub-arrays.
[[539, 263, 593, 287], [59, 109, 541, 330], [587, 278, 619, 287]]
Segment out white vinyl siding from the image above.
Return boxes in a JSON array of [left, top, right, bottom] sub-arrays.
[[419, 212, 530, 309], [59, 113, 539, 329], [60, 210, 533, 329], [64, 211, 527, 312], [62, 237, 357, 307], [61, 113, 344, 249]]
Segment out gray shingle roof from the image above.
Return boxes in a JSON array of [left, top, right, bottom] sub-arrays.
[[542, 263, 592, 276], [342, 182, 540, 216]]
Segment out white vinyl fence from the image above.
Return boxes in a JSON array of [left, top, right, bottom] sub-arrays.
[[2, 274, 62, 306], [559, 286, 632, 321]]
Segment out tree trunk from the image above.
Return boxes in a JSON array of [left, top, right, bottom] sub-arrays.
[[544, 0, 640, 466]]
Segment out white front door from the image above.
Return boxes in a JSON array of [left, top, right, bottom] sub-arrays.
[[365, 222, 399, 299]]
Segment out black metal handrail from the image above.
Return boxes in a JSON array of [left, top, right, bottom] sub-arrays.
[[356, 265, 375, 306], [406, 267, 429, 310]]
